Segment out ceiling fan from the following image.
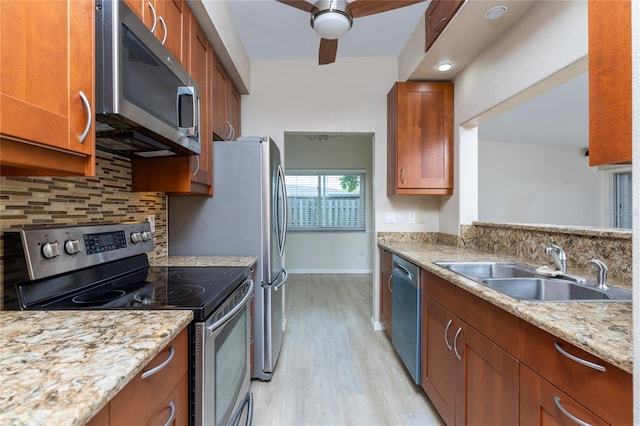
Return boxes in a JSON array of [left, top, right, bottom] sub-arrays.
[[276, 0, 425, 65]]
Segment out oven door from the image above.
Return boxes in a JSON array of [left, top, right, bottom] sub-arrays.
[[195, 279, 254, 426]]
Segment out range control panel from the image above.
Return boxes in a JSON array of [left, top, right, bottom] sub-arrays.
[[6, 222, 154, 281]]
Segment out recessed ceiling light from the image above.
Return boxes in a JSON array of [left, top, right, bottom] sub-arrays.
[[485, 5, 508, 20], [437, 62, 453, 72]]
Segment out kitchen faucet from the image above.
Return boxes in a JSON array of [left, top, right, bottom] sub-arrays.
[[544, 244, 567, 274]]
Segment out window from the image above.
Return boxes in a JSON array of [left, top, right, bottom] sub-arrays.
[[285, 171, 366, 232], [613, 171, 632, 229]]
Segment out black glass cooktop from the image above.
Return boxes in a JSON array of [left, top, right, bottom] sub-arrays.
[[33, 265, 251, 321]]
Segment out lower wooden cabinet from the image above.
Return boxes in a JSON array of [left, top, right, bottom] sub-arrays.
[[520, 365, 607, 426], [87, 329, 189, 426], [379, 248, 393, 336], [417, 267, 630, 426]]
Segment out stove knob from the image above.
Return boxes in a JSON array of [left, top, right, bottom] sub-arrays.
[[64, 239, 81, 255], [42, 241, 60, 259], [141, 231, 153, 242], [130, 232, 143, 244]]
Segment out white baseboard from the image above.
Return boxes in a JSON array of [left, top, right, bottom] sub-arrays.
[[287, 269, 373, 274], [371, 318, 386, 331]]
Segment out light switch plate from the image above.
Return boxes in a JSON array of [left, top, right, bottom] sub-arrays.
[[408, 212, 416, 224], [417, 212, 425, 224], [384, 212, 397, 224], [147, 215, 156, 232]]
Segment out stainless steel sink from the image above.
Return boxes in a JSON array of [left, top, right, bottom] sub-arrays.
[[434, 261, 537, 279], [434, 261, 632, 302], [481, 277, 632, 302]]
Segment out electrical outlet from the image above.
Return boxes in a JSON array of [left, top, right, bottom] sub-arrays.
[[147, 215, 156, 232], [384, 212, 397, 224], [417, 212, 425, 224], [408, 212, 417, 224]]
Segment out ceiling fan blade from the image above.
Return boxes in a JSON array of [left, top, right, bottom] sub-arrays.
[[319, 38, 338, 65], [275, 0, 316, 13], [349, 0, 425, 18]]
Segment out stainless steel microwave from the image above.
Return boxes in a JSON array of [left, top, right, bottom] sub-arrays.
[[95, 0, 200, 157]]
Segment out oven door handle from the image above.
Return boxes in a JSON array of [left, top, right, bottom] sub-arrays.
[[206, 279, 254, 335]]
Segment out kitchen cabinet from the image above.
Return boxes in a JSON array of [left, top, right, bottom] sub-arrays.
[[520, 321, 632, 425], [87, 329, 189, 426], [0, 0, 95, 176], [421, 270, 519, 425], [212, 54, 242, 141], [132, 8, 212, 195], [125, 0, 184, 62], [387, 82, 453, 195], [379, 248, 393, 337], [424, 0, 465, 52], [588, 0, 631, 166]]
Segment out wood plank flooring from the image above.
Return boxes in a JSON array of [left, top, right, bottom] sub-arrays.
[[250, 274, 444, 426]]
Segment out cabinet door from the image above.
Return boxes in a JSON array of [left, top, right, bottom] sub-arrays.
[[456, 323, 519, 426], [212, 56, 231, 140], [422, 297, 457, 426], [156, 0, 184, 63], [0, 0, 95, 176], [588, 0, 631, 165], [425, 0, 464, 52], [520, 365, 608, 426], [387, 82, 453, 195]]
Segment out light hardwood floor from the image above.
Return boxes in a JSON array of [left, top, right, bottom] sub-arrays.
[[250, 274, 444, 426]]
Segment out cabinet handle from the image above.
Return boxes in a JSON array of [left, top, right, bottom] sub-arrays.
[[387, 273, 393, 293], [400, 167, 405, 184], [141, 346, 175, 379], [225, 121, 233, 140], [453, 327, 462, 360], [553, 396, 591, 426], [158, 16, 167, 45], [78, 91, 91, 143], [434, 16, 447, 33], [444, 319, 453, 351], [554, 342, 606, 372], [193, 155, 200, 176], [147, 2, 157, 34], [162, 401, 176, 426]]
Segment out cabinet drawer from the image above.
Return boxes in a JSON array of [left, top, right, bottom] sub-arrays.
[[110, 329, 188, 425], [455, 288, 520, 358], [520, 322, 631, 425], [380, 248, 393, 269], [421, 270, 455, 309]]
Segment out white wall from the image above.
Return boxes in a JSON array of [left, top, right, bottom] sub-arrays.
[[284, 133, 374, 273], [478, 140, 605, 226], [441, 0, 589, 234]]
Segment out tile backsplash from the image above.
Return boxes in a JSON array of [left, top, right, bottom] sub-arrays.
[[1, 152, 168, 308]]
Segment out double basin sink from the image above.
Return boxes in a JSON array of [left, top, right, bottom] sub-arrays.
[[434, 261, 632, 302]]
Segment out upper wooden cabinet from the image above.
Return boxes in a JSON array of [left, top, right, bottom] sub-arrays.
[[0, 0, 95, 176], [132, 8, 212, 195], [212, 55, 242, 141], [588, 0, 631, 166], [125, 0, 184, 62], [387, 82, 454, 195], [424, 0, 465, 52]]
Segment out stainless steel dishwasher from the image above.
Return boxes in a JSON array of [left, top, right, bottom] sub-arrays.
[[391, 255, 421, 384]]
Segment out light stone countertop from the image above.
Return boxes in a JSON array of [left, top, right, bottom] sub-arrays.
[[0, 310, 193, 426], [378, 240, 633, 374], [150, 255, 257, 268]]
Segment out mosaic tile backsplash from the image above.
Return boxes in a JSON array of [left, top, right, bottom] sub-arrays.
[[0, 153, 168, 308]]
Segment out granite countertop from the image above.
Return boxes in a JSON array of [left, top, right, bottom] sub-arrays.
[[378, 240, 632, 374], [150, 255, 257, 268], [0, 310, 193, 426]]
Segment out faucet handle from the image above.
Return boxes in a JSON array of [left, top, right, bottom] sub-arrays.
[[589, 259, 609, 290]]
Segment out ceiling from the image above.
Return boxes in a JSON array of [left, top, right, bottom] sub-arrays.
[[225, 0, 430, 62], [224, 0, 586, 148]]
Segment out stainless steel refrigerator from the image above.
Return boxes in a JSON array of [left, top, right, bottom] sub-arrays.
[[168, 136, 288, 381]]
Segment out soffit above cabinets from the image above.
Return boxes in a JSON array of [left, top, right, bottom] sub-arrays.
[[409, 0, 536, 81]]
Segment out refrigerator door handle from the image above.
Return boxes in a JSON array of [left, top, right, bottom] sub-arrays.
[[265, 268, 287, 291], [277, 164, 288, 258]]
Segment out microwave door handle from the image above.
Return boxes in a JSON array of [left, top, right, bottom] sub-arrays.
[[176, 86, 197, 135]]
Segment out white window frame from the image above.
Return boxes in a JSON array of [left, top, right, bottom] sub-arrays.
[[285, 170, 366, 232]]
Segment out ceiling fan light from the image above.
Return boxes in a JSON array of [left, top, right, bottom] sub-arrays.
[[312, 10, 352, 39]]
